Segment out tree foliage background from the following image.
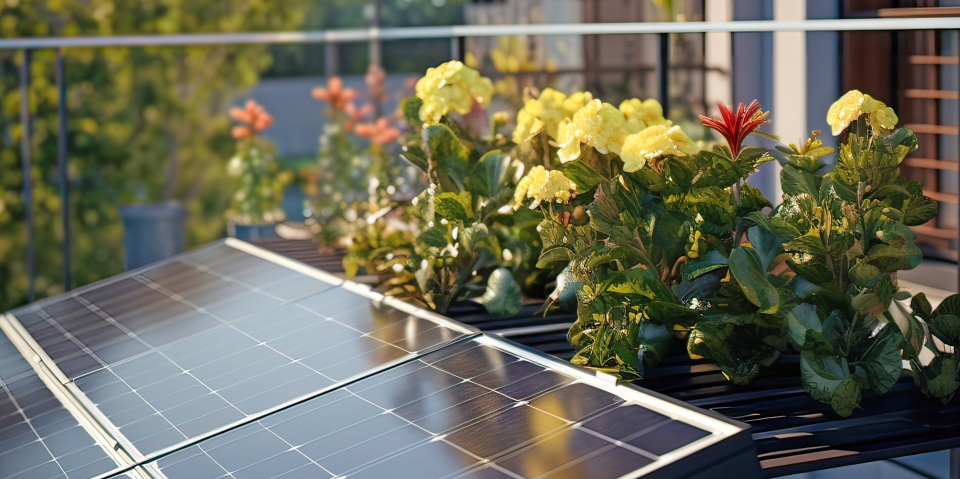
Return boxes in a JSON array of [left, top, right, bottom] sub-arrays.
[[0, 0, 308, 310]]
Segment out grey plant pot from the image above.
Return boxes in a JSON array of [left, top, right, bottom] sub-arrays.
[[228, 222, 280, 242], [119, 202, 187, 271]]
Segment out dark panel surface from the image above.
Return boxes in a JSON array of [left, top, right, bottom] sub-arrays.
[[0, 332, 117, 479], [9, 243, 468, 457], [113, 338, 726, 479]]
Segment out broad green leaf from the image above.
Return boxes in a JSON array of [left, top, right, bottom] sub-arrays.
[[400, 97, 424, 127], [417, 227, 448, 249], [557, 159, 604, 194], [929, 310, 960, 348], [682, 249, 729, 280], [475, 268, 523, 316], [400, 144, 429, 172], [800, 351, 847, 404], [425, 124, 471, 191], [636, 322, 673, 369], [642, 301, 701, 327], [729, 246, 780, 314], [849, 261, 880, 288], [856, 326, 903, 395], [468, 151, 509, 199], [914, 355, 960, 402], [604, 268, 674, 301], [884, 300, 923, 359], [434, 192, 473, 222], [785, 303, 822, 350], [784, 230, 826, 258], [910, 292, 933, 319], [781, 164, 819, 200], [831, 377, 862, 417], [537, 246, 573, 269]]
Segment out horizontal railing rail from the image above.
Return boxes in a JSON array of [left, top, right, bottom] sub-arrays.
[[0, 17, 959, 50]]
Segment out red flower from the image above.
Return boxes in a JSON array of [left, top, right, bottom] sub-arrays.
[[230, 100, 273, 139], [699, 100, 770, 159]]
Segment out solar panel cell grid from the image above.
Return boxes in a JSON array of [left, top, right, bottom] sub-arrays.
[[71, 284, 464, 456], [114, 339, 718, 479], [0, 333, 117, 479]]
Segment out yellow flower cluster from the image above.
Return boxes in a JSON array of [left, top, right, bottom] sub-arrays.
[[826, 90, 899, 137], [415, 61, 495, 125], [556, 100, 629, 163], [513, 166, 578, 210], [512, 88, 593, 144], [620, 125, 699, 172], [619, 98, 669, 134]]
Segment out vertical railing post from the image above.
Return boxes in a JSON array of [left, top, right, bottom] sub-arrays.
[[56, 48, 71, 292], [450, 36, 461, 61], [370, 0, 382, 68], [19, 49, 35, 302], [657, 32, 670, 116], [957, 30, 959, 295]]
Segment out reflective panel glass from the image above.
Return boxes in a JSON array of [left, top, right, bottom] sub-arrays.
[[0, 333, 117, 479]]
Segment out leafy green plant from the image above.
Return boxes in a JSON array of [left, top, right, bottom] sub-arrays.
[[770, 90, 949, 415], [369, 61, 560, 316], [225, 100, 291, 224]]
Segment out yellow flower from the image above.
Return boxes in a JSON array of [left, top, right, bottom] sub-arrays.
[[620, 98, 669, 134], [517, 88, 592, 141], [556, 100, 628, 163], [827, 90, 899, 136], [620, 125, 699, 172], [513, 166, 577, 209], [512, 107, 545, 144], [415, 61, 495, 125]]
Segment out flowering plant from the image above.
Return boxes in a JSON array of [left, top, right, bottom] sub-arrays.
[[225, 100, 291, 225], [307, 67, 408, 251]]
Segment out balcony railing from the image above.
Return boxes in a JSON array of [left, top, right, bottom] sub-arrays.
[[9, 15, 960, 301]]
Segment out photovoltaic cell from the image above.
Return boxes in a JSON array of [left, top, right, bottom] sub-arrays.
[[0, 331, 117, 479], [105, 337, 730, 479], [8, 242, 471, 458]]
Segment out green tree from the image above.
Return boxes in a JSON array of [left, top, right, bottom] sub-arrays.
[[0, 0, 307, 310]]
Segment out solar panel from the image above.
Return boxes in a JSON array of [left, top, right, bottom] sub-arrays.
[[0, 327, 120, 479], [2, 238, 758, 479], [4, 240, 474, 459], [98, 336, 754, 479]]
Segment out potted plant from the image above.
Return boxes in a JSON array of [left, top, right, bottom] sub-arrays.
[[225, 100, 292, 241]]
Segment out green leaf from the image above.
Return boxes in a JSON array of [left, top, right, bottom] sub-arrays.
[[400, 97, 424, 127], [914, 355, 959, 402], [929, 295, 960, 347], [434, 192, 473, 222], [856, 325, 903, 395], [831, 377, 863, 417], [557, 160, 604, 194], [468, 151, 509, 199], [642, 301, 701, 328], [475, 268, 523, 316], [781, 164, 819, 200], [400, 144, 430, 172], [784, 231, 826, 258], [849, 261, 881, 288], [417, 227, 448, 249], [425, 124, 471, 191], [800, 351, 848, 404], [637, 322, 673, 369], [785, 303, 822, 350], [536, 246, 573, 269], [903, 192, 938, 226], [729, 246, 780, 314], [603, 268, 675, 302], [910, 292, 933, 319], [885, 300, 924, 359], [682, 250, 729, 280]]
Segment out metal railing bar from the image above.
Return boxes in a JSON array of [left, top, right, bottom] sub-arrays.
[[55, 49, 70, 292], [0, 18, 959, 50], [19, 50, 34, 302]]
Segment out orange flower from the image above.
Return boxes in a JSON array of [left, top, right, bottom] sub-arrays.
[[312, 77, 359, 111], [344, 102, 374, 130], [230, 100, 273, 139], [355, 118, 401, 146]]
